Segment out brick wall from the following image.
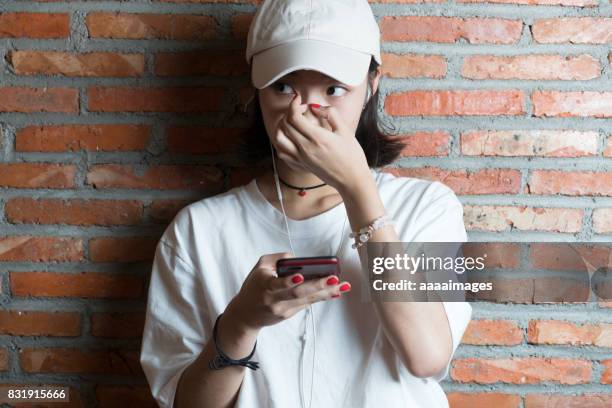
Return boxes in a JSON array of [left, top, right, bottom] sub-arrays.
[[0, 1, 610, 407]]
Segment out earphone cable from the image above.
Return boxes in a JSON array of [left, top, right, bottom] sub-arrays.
[[268, 135, 347, 408], [269, 140, 306, 408], [270, 139, 295, 256]]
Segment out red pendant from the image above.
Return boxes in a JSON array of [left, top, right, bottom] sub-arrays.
[[298, 190, 307, 197]]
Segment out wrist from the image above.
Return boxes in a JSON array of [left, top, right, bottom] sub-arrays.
[[224, 300, 261, 337], [337, 167, 377, 199]]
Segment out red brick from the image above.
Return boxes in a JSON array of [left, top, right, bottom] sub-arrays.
[[381, 53, 446, 78], [466, 278, 535, 304], [91, 312, 146, 338], [0, 12, 69, 38], [464, 205, 583, 233], [0, 310, 81, 336], [16, 124, 151, 152], [462, 54, 601, 80], [86, 164, 224, 192], [447, 392, 520, 408], [525, 394, 612, 408], [602, 359, 612, 384], [87, 12, 217, 40], [228, 166, 267, 188], [88, 237, 159, 262], [461, 320, 523, 345], [0, 163, 76, 188], [155, 50, 248, 76], [399, 131, 450, 156], [0, 236, 83, 262], [231, 13, 253, 40], [528, 170, 612, 196], [8, 51, 145, 77], [592, 208, 612, 234], [461, 130, 599, 157], [451, 358, 592, 384], [10, 271, 143, 299], [529, 243, 609, 271], [533, 277, 593, 304], [532, 18, 612, 44], [149, 199, 194, 223], [96, 385, 157, 408], [87, 86, 224, 112], [386, 167, 522, 195], [0, 349, 7, 371], [19, 348, 142, 375], [381, 16, 522, 44], [461, 243, 522, 268], [0, 87, 78, 113], [528, 320, 612, 347], [386, 90, 525, 116], [167, 126, 246, 154], [6, 198, 143, 226], [532, 91, 612, 118]]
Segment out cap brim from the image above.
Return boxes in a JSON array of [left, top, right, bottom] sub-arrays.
[[251, 39, 371, 89]]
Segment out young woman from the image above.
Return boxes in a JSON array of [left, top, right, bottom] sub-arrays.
[[140, 1, 472, 407]]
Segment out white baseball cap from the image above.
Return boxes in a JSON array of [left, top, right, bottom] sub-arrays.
[[246, 0, 381, 90]]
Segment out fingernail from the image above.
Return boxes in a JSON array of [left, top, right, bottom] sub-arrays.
[[332, 294, 340, 298], [309, 103, 321, 109], [292, 275, 304, 284], [339, 283, 351, 292], [326, 276, 339, 285]]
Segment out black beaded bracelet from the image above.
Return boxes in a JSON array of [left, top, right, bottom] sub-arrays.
[[208, 312, 260, 371]]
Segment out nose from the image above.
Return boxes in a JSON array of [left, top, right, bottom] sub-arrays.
[[295, 90, 327, 108], [292, 92, 327, 126]]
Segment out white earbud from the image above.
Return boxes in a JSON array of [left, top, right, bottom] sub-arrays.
[[363, 85, 372, 109]]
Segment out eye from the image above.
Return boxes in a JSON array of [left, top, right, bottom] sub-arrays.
[[327, 86, 348, 97], [272, 82, 295, 95]]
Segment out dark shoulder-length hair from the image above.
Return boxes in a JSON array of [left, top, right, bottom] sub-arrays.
[[235, 57, 406, 169]]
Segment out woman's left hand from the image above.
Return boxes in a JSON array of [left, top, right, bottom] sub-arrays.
[[275, 92, 371, 193]]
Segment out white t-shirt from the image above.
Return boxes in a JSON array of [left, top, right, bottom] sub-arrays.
[[140, 168, 472, 408]]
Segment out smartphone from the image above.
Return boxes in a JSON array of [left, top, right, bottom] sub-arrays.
[[276, 256, 341, 281]]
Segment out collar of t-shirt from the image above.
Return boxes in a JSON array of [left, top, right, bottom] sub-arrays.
[[239, 167, 380, 239]]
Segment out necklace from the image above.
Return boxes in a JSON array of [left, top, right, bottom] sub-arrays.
[[278, 175, 327, 197]]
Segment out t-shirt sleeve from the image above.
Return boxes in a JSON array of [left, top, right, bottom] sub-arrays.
[[398, 181, 472, 382], [404, 181, 468, 243], [140, 238, 211, 408]]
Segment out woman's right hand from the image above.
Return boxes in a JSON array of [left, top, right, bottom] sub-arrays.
[[224, 252, 351, 332]]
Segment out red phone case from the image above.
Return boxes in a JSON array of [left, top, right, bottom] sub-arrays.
[[276, 256, 340, 280]]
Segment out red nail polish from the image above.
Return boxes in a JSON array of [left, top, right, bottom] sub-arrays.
[[332, 294, 340, 298], [292, 275, 304, 284], [309, 103, 321, 109], [326, 276, 339, 285], [339, 283, 351, 292]]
